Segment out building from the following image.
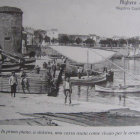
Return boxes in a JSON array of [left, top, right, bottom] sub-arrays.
[[22, 31, 27, 54], [46, 29, 58, 39], [0, 6, 23, 54], [24, 27, 35, 45], [58, 34, 89, 42]]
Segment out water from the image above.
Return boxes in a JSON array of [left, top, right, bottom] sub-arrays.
[[59, 58, 140, 111]]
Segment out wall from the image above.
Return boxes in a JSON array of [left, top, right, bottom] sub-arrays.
[[0, 8, 22, 54]]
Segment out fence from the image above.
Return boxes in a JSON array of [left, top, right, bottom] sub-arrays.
[[0, 74, 48, 94]]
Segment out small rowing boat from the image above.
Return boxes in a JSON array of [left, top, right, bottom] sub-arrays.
[[95, 85, 140, 93]]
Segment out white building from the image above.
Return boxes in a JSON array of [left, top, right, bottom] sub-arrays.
[[24, 27, 34, 45], [46, 29, 58, 39]]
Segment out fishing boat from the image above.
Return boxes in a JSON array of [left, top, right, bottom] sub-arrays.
[[50, 46, 115, 85], [125, 54, 140, 59], [95, 55, 140, 93], [95, 85, 140, 93], [0, 49, 36, 71], [70, 74, 107, 85]]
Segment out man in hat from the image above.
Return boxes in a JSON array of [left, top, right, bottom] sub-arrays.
[[63, 77, 72, 104], [9, 72, 18, 97]]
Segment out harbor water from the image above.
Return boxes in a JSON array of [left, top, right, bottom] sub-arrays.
[[58, 58, 140, 111]]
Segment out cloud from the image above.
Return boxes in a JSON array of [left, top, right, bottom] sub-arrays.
[[0, 0, 140, 37]]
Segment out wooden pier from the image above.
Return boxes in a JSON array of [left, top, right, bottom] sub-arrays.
[[0, 71, 49, 94]]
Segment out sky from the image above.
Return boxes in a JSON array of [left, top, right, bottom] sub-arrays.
[[0, 0, 140, 37]]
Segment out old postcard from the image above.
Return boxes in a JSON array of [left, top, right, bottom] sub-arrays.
[[1, 0, 140, 139]]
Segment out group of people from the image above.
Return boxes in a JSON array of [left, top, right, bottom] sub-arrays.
[[8, 57, 73, 104], [43, 60, 57, 78], [44, 58, 72, 104], [9, 71, 30, 97]]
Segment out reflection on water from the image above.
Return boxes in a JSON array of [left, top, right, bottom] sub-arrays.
[[86, 86, 89, 102], [77, 86, 81, 98], [69, 58, 140, 110]]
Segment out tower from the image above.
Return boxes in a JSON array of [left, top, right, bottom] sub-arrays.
[[0, 6, 23, 54]]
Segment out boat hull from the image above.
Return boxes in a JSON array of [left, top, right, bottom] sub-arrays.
[[2, 63, 20, 68], [24, 58, 36, 64], [95, 85, 140, 93], [0, 66, 21, 72], [70, 75, 107, 85]]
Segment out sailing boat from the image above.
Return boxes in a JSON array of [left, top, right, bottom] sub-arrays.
[[95, 57, 140, 93], [95, 84, 140, 93], [70, 49, 107, 85], [49, 46, 115, 85]]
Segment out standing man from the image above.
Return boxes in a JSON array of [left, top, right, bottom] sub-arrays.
[[9, 72, 18, 97], [77, 67, 81, 79], [51, 61, 56, 78], [0, 49, 4, 73], [63, 77, 72, 104]]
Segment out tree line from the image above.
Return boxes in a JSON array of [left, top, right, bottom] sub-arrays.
[[33, 29, 140, 48], [58, 34, 95, 46], [99, 38, 140, 47]]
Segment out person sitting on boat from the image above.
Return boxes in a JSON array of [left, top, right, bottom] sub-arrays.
[[107, 69, 114, 82], [63, 77, 72, 104], [103, 66, 108, 73]]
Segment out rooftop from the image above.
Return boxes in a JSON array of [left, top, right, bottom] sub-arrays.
[[0, 6, 23, 14]]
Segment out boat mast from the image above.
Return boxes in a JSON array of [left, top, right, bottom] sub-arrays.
[[123, 57, 126, 86], [87, 49, 89, 77]]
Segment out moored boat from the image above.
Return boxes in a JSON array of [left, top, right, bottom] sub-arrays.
[[24, 57, 36, 64], [70, 74, 107, 85], [21, 57, 36, 70], [125, 55, 140, 59], [0, 66, 21, 72], [95, 85, 140, 93], [2, 62, 20, 68]]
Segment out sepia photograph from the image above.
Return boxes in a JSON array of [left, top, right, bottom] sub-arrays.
[[1, 0, 140, 127]]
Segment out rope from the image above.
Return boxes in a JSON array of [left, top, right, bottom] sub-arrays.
[[0, 49, 20, 63], [89, 48, 139, 81]]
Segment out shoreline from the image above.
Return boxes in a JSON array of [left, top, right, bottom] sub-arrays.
[[0, 92, 140, 126]]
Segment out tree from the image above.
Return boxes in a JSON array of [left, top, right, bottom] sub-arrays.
[[128, 38, 140, 46], [100, 39, 118, 47], [85, 38, 95, 46], [51, 38, 58, 44], [75, 37, 82, 44], [44, 35, 50, 43], [99, 40, 107, 47], [34, 29, 46, 45], [118, 39, 127, 47], [59, 35, 70, 45]]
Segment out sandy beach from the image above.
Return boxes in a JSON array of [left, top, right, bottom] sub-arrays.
[[1, 48, 140, 126], [1, 90, 140, 126]]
